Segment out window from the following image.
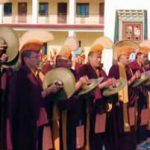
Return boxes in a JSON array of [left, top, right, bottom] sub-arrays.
[[39, 3, 48, 16], [18, 3, 27, 23], [4, 3, 12, 16], [99, 3, 104, 16], [76, 3, 89, 17], [57, 3, 67, 23]]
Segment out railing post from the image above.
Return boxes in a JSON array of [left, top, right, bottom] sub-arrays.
[[0, 4, 4, 24], [32, 0, 38, 24], [68, 0, 76, 36]]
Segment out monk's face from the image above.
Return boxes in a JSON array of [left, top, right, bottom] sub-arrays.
[[56, 56, 72, 69], [28, 52, 41, 70], [138, 54, 147, 65], [89, 53, 101, 68], [119, 55, 129, 65]]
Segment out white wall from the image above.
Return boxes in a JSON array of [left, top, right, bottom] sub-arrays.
[[103, 0, 150, 73], [104, 0, 150, 42]]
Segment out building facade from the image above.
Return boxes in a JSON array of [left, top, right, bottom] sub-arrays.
[[105, 0, 150, 42], [1, 0, 149, 72], [0, 0, 104, 52]]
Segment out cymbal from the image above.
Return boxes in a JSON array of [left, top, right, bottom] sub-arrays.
[[103, 79, 126, 97], [19, 29, 54, 50], [132, 73, 149, 87], [145, 79, 150, 86], [78, 77, 103, 95], [43, 67, 76, 100], [113, 40, 139, 60], [0, 27, 19, 65]]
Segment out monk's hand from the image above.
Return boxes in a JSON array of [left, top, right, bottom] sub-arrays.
[[108, 78, 117, 89], [132, 70, 141, 81], [108, 85, 114, 90], [0, 53, 8, 63], [135, 70, 141, 79], [128, 70, 141, 85], [101, 78, 114, 88], [47, 83, 62, 94], [78, 75, 89, 87], [111, 78, 118, 87], [79, 76, 89, 85], [75, 75, 89, 90]]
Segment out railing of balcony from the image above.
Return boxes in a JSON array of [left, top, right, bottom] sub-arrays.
[[2, 13, 104, 24]]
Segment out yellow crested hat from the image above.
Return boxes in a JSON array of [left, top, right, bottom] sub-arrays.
[[116, 45, 134, 58], [20, 40, 43, 53], [138, 46, 150, 55], [88, 44, 104, 56], [58, 45, 72, 59], [113, 40, 139, 60]]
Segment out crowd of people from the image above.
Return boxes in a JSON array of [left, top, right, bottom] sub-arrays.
[[1, 27, 150, 150]]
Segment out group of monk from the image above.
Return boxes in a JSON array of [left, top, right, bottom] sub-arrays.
[[1, 28, 150, 150]]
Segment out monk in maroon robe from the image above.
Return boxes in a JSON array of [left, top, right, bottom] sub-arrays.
[[77, 44, 116, 150], [107, 46, 140, 150], [51, 45, 88, 150], [8, 42, 61, 150], [129, 47, 149, 144], [0, 42, 15, 150]]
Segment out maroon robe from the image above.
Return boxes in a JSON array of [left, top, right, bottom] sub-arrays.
[[129, 60, 148, 143], [77, 63, 108, 150], [0, 67, 14, 150], [41, 62, 52, 75], [59, 68, 87, 150], [106, 63, 137, 150], [128, 61, 145, 73], [8, 66, 47, 150], [44, 67, 87, 150]]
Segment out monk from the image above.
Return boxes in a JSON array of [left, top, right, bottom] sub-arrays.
[[8, 41, 61, 150], [56, 45, 88, 150], [0, 41, 15, 150], [129, 47, 150, 144], [77, 44, 116, 150], [107, 45, 140, 150]]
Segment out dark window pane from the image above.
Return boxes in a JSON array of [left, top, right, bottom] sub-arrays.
[[18, 3, 27, 22], [76, 3, 89, 17], [58, 3, 67, 14], [57, 3, 67, 23], [4, 3, 12, 16], [39, 3, 48, 16], [99, 3, 104, 16]]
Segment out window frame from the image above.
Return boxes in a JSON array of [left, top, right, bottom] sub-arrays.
[[76, 3, 89, 17], [4, 2, 12, 16], [39, 2, 49, 16], [99, 2, 104, 16]]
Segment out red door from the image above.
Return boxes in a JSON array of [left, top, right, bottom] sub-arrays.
[[123, 22, 143, 41]]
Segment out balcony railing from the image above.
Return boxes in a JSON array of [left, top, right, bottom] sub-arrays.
[[2, 13, 104, 25]]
